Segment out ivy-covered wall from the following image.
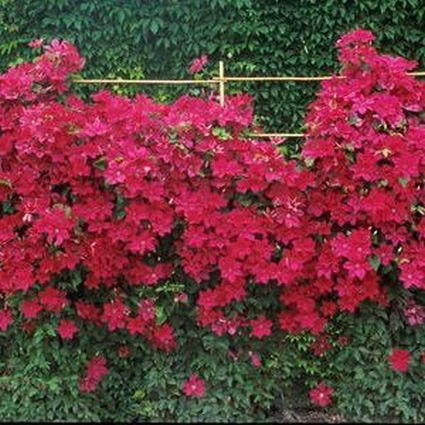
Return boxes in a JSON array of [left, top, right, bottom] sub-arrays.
[[1, 0, 424, 131]]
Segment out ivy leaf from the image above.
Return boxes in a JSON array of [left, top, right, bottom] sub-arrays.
[[155, 305, 167, 325], [150, 20, 160, 35], [212, 127, 231, 140], [368, 255, 381, 271]]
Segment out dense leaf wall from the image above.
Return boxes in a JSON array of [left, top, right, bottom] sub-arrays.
[[1, 0, 424, 132]]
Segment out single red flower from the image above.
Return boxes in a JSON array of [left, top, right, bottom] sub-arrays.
[[79, 355, 109, 393], [38, 287, 68, 313], [86, 356, 108, 381], [249, 351, 262, 368], [101, 298, 129, 331], [189, 55, 208, 74], [20, 299, 43, 319], [388, 348, 410, 372], [183, 373, 205, 398], [309, 382, 334, 407], [57, 319, 79, 340], [151, 323, 177, 352], [249, 316, 272, 339], [0, 309, 13, 331]]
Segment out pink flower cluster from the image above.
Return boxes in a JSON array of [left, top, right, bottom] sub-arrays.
[[309, 382, 334, 407], [188, 55, 208, 74], [404, 299, 425, 326], [302, 29, 425, 317], [388, 348, 411, 373], [79, 355, 109, 392], [183, 373, 205, 397], [0, 30, 423, 394]]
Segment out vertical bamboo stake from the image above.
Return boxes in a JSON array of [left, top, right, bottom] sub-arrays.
[[219, 61, 225, 107]]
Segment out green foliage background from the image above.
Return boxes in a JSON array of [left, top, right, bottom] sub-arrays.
[[1, 0, 424, 132]]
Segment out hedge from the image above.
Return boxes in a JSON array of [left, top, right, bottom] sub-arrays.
[[0, 29, 424, 422]]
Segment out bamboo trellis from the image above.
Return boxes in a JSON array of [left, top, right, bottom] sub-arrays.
[[73, 61, 425, 139]]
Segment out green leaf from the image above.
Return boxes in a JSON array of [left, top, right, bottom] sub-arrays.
[[150, 20, 159, 35], [368, 255, 381, 271]]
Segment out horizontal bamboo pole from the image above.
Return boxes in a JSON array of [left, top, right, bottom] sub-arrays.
[[72, 71, 425, 85], [247, 133, 305, 138], [213, 71, 425, 82], [72, 78, 219, 84], [215, 76, 336, 82]]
